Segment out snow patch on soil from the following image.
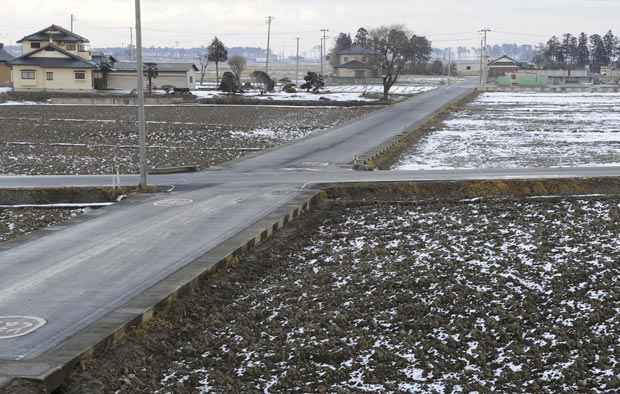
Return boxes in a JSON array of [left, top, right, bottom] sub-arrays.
[[397, 92, 620, 169]]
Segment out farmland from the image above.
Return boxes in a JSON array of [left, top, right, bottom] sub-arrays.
[[396, 92, 620, 170], [0, 208, 84, 243], [0, 105, 375, 175], [58, 196, 620, 393]]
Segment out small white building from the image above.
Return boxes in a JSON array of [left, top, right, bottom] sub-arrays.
[[455, 60, 481, 77], [105, 62, 198, 91]]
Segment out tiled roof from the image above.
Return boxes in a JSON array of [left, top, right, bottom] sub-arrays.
[[17, 24, 90, 44], [0, 45, 13, 63], [8, 43, 96, 69]]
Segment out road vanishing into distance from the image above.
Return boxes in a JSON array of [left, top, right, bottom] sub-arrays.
[[1, 79, 618, 386]]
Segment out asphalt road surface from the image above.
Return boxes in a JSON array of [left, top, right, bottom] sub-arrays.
[[1, 80, 617, 368]]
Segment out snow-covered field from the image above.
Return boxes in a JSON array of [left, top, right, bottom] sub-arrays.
[[146, 198, 620, 392], [192, 89, 377, 102], [397, 92, 620, 170], [193, 83, 438, 102]]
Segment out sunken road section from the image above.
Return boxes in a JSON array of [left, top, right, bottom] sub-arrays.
[[3, 177, 620, 393]]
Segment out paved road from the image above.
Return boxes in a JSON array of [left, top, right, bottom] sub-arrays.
[[0, 81, 616, 366]]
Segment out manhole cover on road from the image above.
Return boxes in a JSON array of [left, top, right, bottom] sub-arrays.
[[0, 316, 47, 339], [153, 198, 194, 207]]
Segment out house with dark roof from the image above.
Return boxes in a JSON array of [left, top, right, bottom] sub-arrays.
[[9, 24, 198, 92], [9, 25, 97, 91], [0, 43, 13, 85], [332, 47, 378, 78], [488, 55, 521, 78]]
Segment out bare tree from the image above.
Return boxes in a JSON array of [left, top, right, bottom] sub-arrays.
[[228, 55, 247, 87], [198, 54, 209, 85], [370, 25, 414, 100]]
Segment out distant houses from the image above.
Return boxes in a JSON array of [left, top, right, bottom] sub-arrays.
[[332, 47, 378, 78], [5, 24, 198, 92]]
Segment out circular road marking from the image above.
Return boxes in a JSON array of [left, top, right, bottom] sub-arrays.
[[153, 198, 194, 207], [0, 316, 47, 339]]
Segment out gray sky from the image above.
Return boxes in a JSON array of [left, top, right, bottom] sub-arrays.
[[2, 0, 618, 55]]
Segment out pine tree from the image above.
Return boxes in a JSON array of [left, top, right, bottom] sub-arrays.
[[544, 36, 562, 68], [354, 28, 369, 48], [576, 33, 590, 67], [603, 30, 618, 65], [561, 33, 576, 69], [590, 34, 608, 72], [208, 37, 228, 84], [335, 33, 353, 51]]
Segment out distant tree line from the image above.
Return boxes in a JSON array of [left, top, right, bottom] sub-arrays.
[[534, 30, 619, 72]]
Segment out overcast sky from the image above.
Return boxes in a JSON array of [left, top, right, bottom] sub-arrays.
[[2, 0, 618, 55]]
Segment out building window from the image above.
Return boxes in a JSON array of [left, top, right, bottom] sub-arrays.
[[21, 70, 36, 80], [343, 57, 349, 63], [65, 43, 77, 51], [30, 42, 41, 49], [466, 66, 472, 70], [189, 76, 194, 83], [362, 56, 367, 62], [74, 71, 86, 80], [46, 72, 54, 81]]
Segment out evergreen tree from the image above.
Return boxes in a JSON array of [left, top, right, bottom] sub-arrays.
[[561, 33, 578, 70], [603, 30, 618, 65], [590, 34, 608, 72], [544, 36, 562, 68], [354, 28, 369, 48], [576, 32, 590, 67], [208, 37, 228, 84], [143, 62, 159, 95], [335, 33, 353, 51]]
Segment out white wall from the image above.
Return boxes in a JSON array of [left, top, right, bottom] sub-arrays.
[[106, 71, 195, 91]]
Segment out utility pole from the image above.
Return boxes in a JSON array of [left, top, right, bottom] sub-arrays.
[[70, 14, 75, 32], [447, 48, 451, 85], [320, 29, 329, 75], [129, 27, 134, 60], [135, 0, 147, 188], [479, 28, 491, 87], [265, 16, 274, 73], [296, 37, 300, 84]]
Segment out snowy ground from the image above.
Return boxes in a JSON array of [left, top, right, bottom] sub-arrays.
[[193, 83, 438, 102], [61, 197, 620, 393], [192, 89, 377, 102], [397, 92, 620, 170], [0, 105, 373, 175], [0, 208, 84, 243]]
